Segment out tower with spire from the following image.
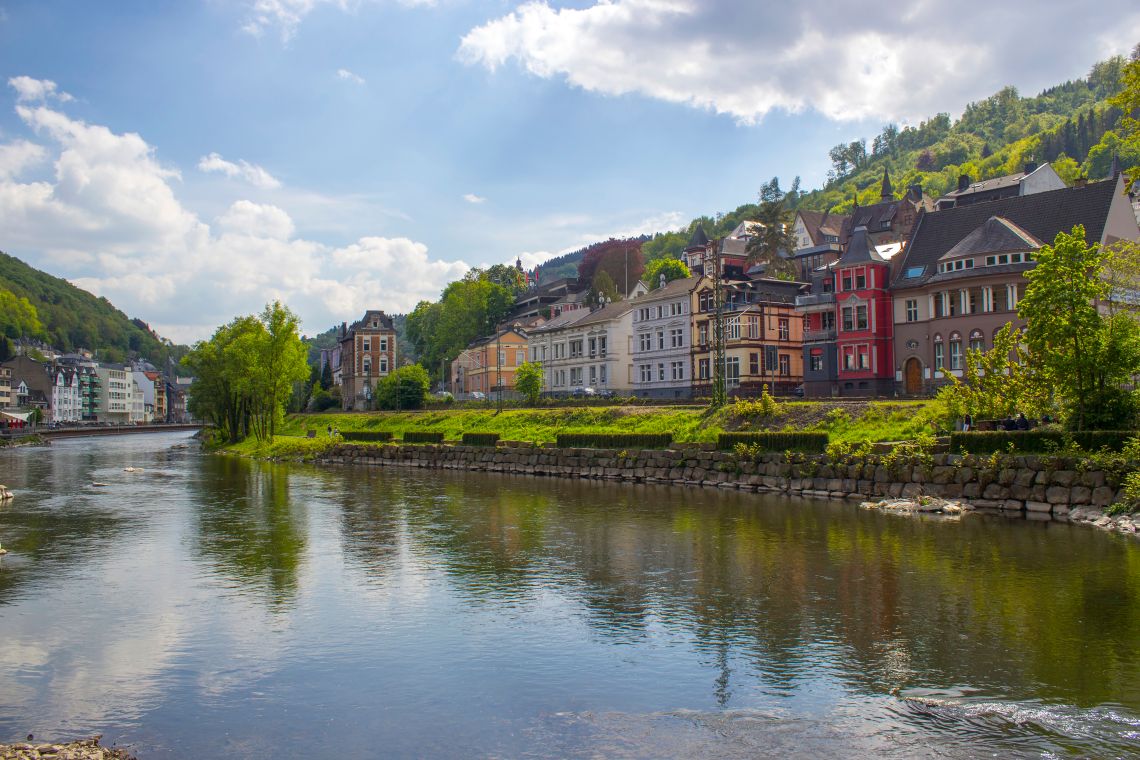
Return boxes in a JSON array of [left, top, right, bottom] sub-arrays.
[[880, 168, 893, 201]]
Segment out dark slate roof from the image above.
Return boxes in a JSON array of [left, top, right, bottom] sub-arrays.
[[893, 178, 1119, 289], [925, 261, 1034, 286], [687, 224, 710, 250], [837, 227, 885, 265], [939, 216, 1042, 261], [796, 210, 849, 246], [939, 171, 1025, 201]]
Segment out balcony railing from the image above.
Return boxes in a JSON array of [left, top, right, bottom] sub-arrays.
[[803, 327, 837, 342], [795, 292, 836, 309]]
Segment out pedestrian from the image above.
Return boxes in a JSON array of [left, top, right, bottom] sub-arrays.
[[333, 427, 340, 438], [963, 413, 973, 432], [327, 424, 332, 437], [1016, 413, 1029, 430]]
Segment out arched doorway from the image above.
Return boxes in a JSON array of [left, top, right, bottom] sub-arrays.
[[904, 357, 923, 395]]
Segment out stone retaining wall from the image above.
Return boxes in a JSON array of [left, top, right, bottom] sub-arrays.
[[313, 442, 1129, 521]]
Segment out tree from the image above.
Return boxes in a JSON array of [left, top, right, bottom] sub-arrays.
[[577, 238, 644, 295], [643, 258, 691, 288], [591, 270, 619, 304], [484, 263, 526, 295], [375, 364, 430, 410], [1019, 226, 1140, 430], [1109, 52, 1140, 191], [745, 177, 798, 280], [935, 324, 1049, 422], [319, 359, 333, 390], [515, 361, 544, 405], [0, 287, 43, 340]]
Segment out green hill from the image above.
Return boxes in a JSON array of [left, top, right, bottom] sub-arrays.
[[0, 251, 187, 365]]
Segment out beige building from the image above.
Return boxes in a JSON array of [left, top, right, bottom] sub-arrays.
[[0, 366, 11, 409], [96, 365, 132, 423], [338, 310, 398, 411], [892, 174, 1140, 394], [529, 302, 634, 396]]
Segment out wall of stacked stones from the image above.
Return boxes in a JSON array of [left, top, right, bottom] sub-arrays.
[[313, 442, 1126, 519]]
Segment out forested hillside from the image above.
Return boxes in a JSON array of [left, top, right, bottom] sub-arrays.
[[0, 251, 185, 365], [627, 52, 1139, 264]]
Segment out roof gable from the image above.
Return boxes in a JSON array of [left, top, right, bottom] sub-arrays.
[[939, 216, 1042, 261]]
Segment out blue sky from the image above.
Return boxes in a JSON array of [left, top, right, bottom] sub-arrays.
[[0, 0, 1135, 342]]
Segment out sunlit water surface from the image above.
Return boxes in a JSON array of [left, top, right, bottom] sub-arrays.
[[1, 433, 1139, 758]]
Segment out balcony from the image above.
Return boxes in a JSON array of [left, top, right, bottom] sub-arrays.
[[795, 292, 835, 311], [803, 327, 837, 342]]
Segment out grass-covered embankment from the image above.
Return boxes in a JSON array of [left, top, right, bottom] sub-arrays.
[[223, 400, 943, 460]]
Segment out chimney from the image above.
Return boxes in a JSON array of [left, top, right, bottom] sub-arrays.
[[1074, 176, 1088, 188], [1024, 162, 1037, 175], [957, 174, 971, 192]]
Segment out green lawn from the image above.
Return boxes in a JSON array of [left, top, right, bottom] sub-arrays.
[[259, 399, 943, 452]]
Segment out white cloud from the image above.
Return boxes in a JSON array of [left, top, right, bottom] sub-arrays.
[[8, 76, 73, 103], [337, 68, 366, 85], [458, 0, 1140, 124], [0, 139, 48, 179], [198, 152, 282, 190], [515, 250, 557, 269], [0, 83, 470, 341], [462, 193, 486, 204]]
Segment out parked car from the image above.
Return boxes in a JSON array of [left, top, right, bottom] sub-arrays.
[[793, 384, 805, 398], [470, 391, 486, 401], [571, 387, 597, 397], [597, 389, 615, 399]]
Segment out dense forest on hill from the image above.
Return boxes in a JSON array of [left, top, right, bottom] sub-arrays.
[[0, 251, 186, 365], [572, 52, 1139, 267]]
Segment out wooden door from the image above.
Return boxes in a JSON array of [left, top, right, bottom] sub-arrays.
[[905, 358, 922, 395]]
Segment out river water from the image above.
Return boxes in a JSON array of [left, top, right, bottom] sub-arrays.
[[1, 432, 1139, 758]]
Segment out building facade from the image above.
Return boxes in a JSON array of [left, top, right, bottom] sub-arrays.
[[457, 327, 529, 398], [832, 227, 897, 396], [628, 277, 697, 399], [338, 310, 398, 411], [529, 303, 633, 396], [96, 365, 132, 423]]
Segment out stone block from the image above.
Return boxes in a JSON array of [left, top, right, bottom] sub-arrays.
[[931, 466, 954, 485], [1002, 500, 1025, 512], [901, 482, 923, 498], [962, 483, 981, 499], [998, 469, 1017, 486], [1091, 486, 1116, 507], [982, 483, 1008, 500], [1070, 486, 1092, 505], [1051, 470, 1076, 487], [1045, 486, 1071, 505], [1052, 504, 1071, 518], [1025, 500, 1051, 513]]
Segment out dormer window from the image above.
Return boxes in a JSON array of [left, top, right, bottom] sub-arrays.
[[984, 252, 1029, 266], [938, 258, 975, 274]]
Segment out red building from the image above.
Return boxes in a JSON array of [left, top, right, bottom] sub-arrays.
[[834, 226, 895, 396]]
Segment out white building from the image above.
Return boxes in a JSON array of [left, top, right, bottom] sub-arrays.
[[528, 301, 635, 395], [629, 276, 697, 399], [131, 370, 156, 422], [130, 377, 147, 423], [49, 368, 82, 423], [96, 365, 132, 423]]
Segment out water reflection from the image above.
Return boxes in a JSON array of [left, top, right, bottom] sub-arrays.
[[0, 437, 1138, 758]]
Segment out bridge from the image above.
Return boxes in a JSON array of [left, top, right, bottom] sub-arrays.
[[16, 423, 204, 440]]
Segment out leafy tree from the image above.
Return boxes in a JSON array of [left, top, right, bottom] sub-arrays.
[[1109, 51, 1140, 191], [319, 359, 333, 390], [1051, 153, 1082, 184], [1019, 226, 1140, 430], [515, 361, 544, 405], [484, 263, 526, 295], [375, 364, 430, 410], [0, 287, 43, 340], [935, 324, 1050, 422], [745, 178, 797, 280], [577, 239, 644, 295], [591, 270, 619, 304], [643, 257, 691, 288]]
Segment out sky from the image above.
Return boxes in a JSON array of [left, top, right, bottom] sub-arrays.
[[0, 0, 1136, 343]]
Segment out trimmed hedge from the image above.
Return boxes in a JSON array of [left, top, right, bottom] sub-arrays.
[[402, 431, 445, 444], [950, 430, 1139, 454], [340, 431, 393, 442], [462, 432, 500, 446], [718, 432, 829, 453], [555, 433, 673, 449]]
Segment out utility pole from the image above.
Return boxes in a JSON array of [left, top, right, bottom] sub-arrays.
[[711, 237, 727, 408], [496, 334, 503, 412]]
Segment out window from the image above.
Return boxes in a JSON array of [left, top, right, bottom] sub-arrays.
[[656, 305, 664, 319], [749, 352, 759, 375], [698, 324, 709, 346], [589, 366, 597, 385], [810, 353, 823, 372], [657, 330, 665, 350], [857, 347, 869, 370], [380, 338, 388, 353], [821, 311, 835, 330], [726, 357, 740, 383], [640, 364, 652, 383], [569, 340, 583, 358], [362, 339, 370, 352], [949, 335, 962, 370], [600, 366, 607, 384], [779, 354, 791, 376], [516, 350, 525, 365], [842, 307, 854, 332], [842, 273, 852, 291], [639, 333, 651, 352], [598, 337, 607, 356], [698, 359, 710, 380], [670, 328, 683, 348], [726, 318, 740, 340], [589, 338, 597, 357], [658, 363, 666, 381], [380, 358, 388, 373], [969, 332, 984, 353], [498, 350, 506, 365], [934, 338, 944, 371], [855, 272, 866, 289], [905, 266, 924, 279], [671, 361, 683, 381], [571, 368, 582, 385], [747, 317, 759, 339], [905, 299, 918, 322], [778, 318, 790, 341]]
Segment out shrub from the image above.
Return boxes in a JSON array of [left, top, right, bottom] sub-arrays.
[[556, 433, 673, 449], [717, 431, 828, 453], [341, 431, 394, 442], [732, 385, 780, 419], [950, 430, 1139, 454], [462, 432, 500, 446], [403, 431, 445, 444]]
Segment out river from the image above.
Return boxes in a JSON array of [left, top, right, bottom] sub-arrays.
[[1, 432, 1139, 758]]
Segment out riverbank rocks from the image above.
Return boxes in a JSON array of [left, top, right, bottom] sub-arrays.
[[0, 485, 13, 502], [0, 736, 135, 760], [861, 497, 967, 516], [304, 443, 1140, 537]]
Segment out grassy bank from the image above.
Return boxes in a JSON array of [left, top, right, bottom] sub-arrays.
[[253, 399, 942, 451]]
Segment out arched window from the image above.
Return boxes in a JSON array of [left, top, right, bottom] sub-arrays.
[[933, 334, 944, 371], [948, 332, 962, 370], [969, 329, 984, 354]]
